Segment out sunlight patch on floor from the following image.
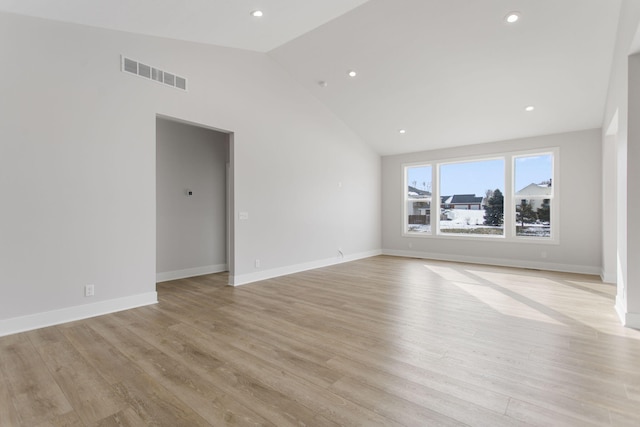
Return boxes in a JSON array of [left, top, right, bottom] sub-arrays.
[[563, 279, 616, 295], [423, 265, 482, 285], [452, 281, 563, 325], [465, 269, 561, 288]]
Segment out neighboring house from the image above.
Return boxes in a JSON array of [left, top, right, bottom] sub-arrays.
[[408, 185, 431, 198], [441, 194, 484, 210], [407, 186, 431, 223], [515, 182, 552, 210]]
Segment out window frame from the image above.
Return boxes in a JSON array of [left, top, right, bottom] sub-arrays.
[[402, 162, 434, 235], [436, 156, 506, 239], [510, 148, 559, 243], [401, 147, 559, 244]]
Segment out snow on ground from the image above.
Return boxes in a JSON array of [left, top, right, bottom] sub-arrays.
[[408, 209, 487, 233], [407, 224, 431, 233], [408, 208, 550, 237], [440, 209, 487, 228]]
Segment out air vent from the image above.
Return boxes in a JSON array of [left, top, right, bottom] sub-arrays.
[[175, 76, 187, 90], [121, 56, 187, 91], [163, 72, 175, 86], [138, 63, 151, 79]]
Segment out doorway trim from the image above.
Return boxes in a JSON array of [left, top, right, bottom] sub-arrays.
[[155, 114, 235, 283]]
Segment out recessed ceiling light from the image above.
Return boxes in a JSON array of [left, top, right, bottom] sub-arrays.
[[348, 70, 357, 77], [525, 105, 535, 112], [399, 129, 406, 134], [505, 12, 520, 23], [250, 10, 264, 17]]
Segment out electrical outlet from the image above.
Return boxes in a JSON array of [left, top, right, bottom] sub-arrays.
[[255, 259, 260, 268], [84, 284, 95, 297]]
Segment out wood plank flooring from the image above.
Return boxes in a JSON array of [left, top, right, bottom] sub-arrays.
[[1, 256, 640, 426]]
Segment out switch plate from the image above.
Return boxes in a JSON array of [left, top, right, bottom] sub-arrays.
[[239, 212, 249, 220]]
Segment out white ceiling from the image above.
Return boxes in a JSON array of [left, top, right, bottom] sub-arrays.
[[0, 0, 623, 155], [0, 0, 370, 52]]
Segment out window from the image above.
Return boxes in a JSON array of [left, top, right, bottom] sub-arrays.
[[514, 153, 554, 238], [439, 158, 504, 236], [402, 149, 558, 242], [404, 165, 432, 233]]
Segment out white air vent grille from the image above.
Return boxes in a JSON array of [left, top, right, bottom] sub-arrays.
[[121, 56, 187, 91], [175, 76, 187, 90]]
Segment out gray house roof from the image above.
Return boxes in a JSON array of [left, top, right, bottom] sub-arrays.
[[443, 194, 483, 204], [407, 186, 431, 196]]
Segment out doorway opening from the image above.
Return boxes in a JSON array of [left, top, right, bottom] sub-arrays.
[[155, 115, 234, 283]]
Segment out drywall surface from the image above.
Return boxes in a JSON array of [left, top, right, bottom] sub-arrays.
[[601, 0, 640, 326], [601, 131, 616, 284], [626, 53, 640, 324], [156, 118, 228, 277], [381, 129, 602, 274], [0, 12, 381, 332]]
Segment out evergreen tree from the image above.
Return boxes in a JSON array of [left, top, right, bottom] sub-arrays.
[[537, 199, 550, 223], [483, 189, 504, 226], [485, 189, 494, 200], [516, 199, 537, 226]]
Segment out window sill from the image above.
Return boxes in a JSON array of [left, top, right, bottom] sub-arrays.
[[402, 231, 560, 245]]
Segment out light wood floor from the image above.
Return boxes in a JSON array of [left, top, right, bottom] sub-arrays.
[[1, 256, 640, 426]]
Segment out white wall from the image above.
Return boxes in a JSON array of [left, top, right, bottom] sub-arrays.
[[601, 0, 640, 327], [602, 129, 617, 284], [0, 12, 381, 335], [627, 53, 640, 325], [382, 129, 602, 274], [156, 118, 229, 281]]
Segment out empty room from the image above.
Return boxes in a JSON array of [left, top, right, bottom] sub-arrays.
[[1, 1, 639, 426]]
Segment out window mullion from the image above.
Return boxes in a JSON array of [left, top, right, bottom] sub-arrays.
[[433, 164, 440, 233], [505, 155, 514, 238]]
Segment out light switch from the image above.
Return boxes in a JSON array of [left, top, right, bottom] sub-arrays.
[[239, 211, 249, 220]]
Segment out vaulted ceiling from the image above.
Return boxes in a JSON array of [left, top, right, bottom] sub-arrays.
[[0, 0, 622, 155]]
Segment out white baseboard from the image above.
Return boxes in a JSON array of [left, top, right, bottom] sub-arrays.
[[615, 296, 640, 329], [230, 250, 382, 286], [382, 249, 601, 276], [156, 264, 228, 283], [625, 312, 640, 329], [0, 292, 158, 338], [601, 269, 616, 284]]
